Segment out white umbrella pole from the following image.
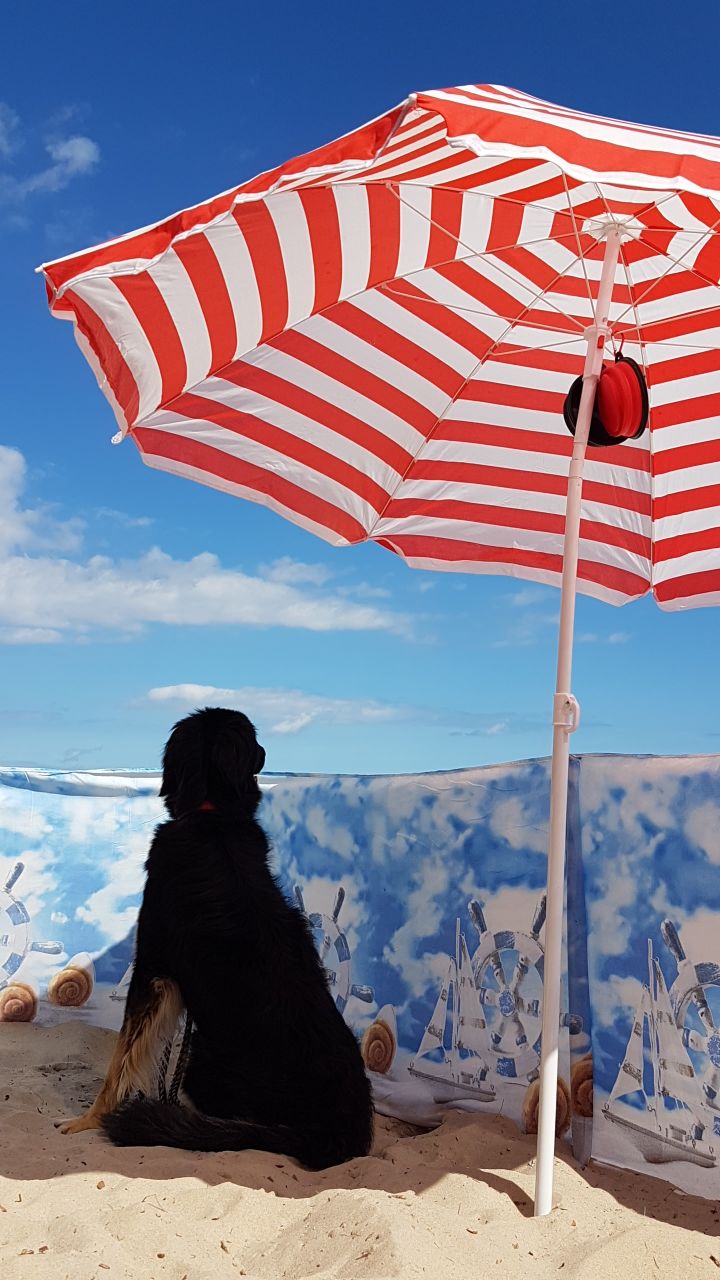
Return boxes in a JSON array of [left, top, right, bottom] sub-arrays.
[[534, 226, 622, 1217]]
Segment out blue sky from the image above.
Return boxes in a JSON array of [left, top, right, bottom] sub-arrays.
[[2, 1, 720, 774]]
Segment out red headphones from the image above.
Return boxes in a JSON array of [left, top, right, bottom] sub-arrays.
[[563, 351, 649, 448]]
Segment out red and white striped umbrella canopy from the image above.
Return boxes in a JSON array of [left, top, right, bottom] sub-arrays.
[[40, 85, 720, 610]]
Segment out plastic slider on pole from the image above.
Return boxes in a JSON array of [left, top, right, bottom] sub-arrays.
[[552, 693, 580, 733]]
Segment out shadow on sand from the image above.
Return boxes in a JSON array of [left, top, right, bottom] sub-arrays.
[[1, 1023, 718, 1240]]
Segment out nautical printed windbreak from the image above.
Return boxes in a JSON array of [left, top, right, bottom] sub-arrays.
[[3, 753, 720, 1198], [40, 85, 720, 609]]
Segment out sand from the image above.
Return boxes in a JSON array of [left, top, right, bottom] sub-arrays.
[[0, 1023, 718, 1279]]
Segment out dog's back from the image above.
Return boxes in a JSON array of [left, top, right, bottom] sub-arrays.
[[101, 709, 373, 1167]]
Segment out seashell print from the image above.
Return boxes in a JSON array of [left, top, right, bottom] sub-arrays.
[[521, 1075, 571, 1137], [47, 952, 95, 1008], [0, 982, 38, 1022], [361, 1004, 397, 1074], [570, 1054, 593, 1117]]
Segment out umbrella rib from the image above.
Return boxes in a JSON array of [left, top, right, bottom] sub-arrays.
[[593, 182, 652, 377], [361, 179, 583, 220], [640, 337, 720, 350], [389, 186, 585, 262], [379, 283, 585, 334], [616, 301, 720, 336], [386, 183, 588, 334], [611, 217, 720, 327], [561, 170, 594, 310], [369, 252, 596, 534], [615, 302, 720, 340], [131, 235, 586, 430], [489, 337, 585, 360]]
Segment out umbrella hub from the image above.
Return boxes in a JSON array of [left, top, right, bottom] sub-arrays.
[[582, 213, 643, 242]]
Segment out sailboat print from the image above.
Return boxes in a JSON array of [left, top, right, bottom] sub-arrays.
[[409, 920, 495, 1101], [603, 941, 716, 1167]]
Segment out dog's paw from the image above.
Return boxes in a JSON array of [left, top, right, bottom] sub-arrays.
[[55, 1112, 101, 1135]]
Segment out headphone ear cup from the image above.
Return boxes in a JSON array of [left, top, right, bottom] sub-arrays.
[[562, 376, 614, 447], [597, 357, 646, 439], [563, 355, 649, 447], [563, 375, 582, 436], [616, 355, 649, 439]]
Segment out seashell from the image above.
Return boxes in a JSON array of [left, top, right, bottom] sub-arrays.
[[375, 1003, 397, 1039], [0, 982, 38, 1022], [521, 1075, 571, 1137], [361, 1006, 397, 1075], [570, 1054, 593, 1117], [47, 953, 95, 1008]]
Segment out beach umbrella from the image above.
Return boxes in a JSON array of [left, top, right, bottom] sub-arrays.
[[39, 84, 720, 1214]]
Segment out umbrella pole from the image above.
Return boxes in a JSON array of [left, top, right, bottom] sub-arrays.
[[534, 226, 622, 1217]]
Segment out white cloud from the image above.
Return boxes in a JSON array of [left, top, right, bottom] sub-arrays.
[[588, 856, 642, 956], [670, 908, 720, 964], [94, 507, 154, 529], [0, 446, 83, 557], [339, 582, 391, 600], [0, 447, 412, 643], [492, 608, 559, 649], [489, 794, 548, 855], [581, 759, 681, 839], [146, 683, 406, 736], [0, 626, 63, 644], [262, 557, 391, 602], [449, 721, 513, 738], [261, 556, 333, 587], [72, 800, 160, 944], [42, 135, 98, 181], [509, 587, 547, 608], [384, 853, 453, 998], [0, 548, 411, 640], [0, 103, 19, 158], [485, 721, 508, 737], [0, 105, 99, 205], [684, 801, 720, 865], [304, 805, 356, 860], [0, 803, 53, 840], [592, 972, 644, 1030], [270, 712, 316, 735]]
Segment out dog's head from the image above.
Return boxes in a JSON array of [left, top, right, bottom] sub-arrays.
[[160, 707, 266, 819]]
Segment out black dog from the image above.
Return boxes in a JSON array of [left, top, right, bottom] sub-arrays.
[[59, 707, 373, 1168]]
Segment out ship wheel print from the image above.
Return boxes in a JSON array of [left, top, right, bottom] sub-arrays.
[[294, 884, 373, 1015], [662, 919, 720, 1125], [0, 861, 62, 989], [468, 895, 581, 1082]]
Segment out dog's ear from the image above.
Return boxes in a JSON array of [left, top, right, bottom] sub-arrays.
[[160, 724, 209, 817], [210, 722, 262, 802]]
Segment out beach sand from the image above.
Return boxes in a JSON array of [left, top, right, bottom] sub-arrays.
[[1, 1022, 718, 1279]]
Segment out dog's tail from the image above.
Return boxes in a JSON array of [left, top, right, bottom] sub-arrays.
[[101, 1098, 322, 1165]]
